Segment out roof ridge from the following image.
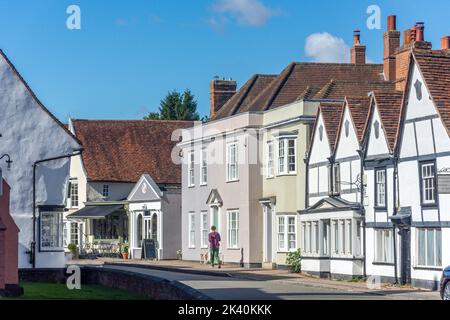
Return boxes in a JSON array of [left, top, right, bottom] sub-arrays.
[[72, 119, 195, 123], [263, 62, 297, 110]]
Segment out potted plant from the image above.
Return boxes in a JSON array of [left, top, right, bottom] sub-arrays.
[[68, 243, 79, 260], [122, 244, 129, 260], [177, 249, 182, 260]]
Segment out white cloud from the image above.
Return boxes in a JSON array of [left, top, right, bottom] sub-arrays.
[[304, 32, 350, 63], [211, 0, 281, 27]]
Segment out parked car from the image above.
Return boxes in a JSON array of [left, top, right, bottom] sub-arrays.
[[441, 266, 450, 300]]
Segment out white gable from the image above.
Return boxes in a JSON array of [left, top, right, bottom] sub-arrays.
[[309, 112, 331, 164], [366, 103, 391, 157], [400, 60, 450, 158], [335, 106, 360, 159]]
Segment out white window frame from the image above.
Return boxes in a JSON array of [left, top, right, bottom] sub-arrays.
[[226, 142, 239, 182], [70, 222, 79, 245], [70, 179, 79, 208], [278, 215, 297, 252], [266, 141, 274, 178], [40, 211, 64, 251], [331, 219, 353, 257], [201, 212, 209, 248], [102, 184, 110, 198], [420, 162, 437, 205], [200, 148, 208, 186], [188, 151, 195, 187], [375, 228, 394, 263], [416, 228, 442, 267], [227, 210, 239, 249], [188, 212, 196, 248], [375, 168, 387, 208], [277, 137, 297, 175]]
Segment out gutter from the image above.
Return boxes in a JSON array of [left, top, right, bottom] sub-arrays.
[[29, 149, 83, 268]]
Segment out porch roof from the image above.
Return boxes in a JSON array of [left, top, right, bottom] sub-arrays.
[[68, 204, 124, 219]]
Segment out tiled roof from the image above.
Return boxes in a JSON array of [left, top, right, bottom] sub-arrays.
[[371, 90, 404, 151], [214, 62, 384, 120], [313, 80, 395, 100], [344, 96, 372, 143], [318, 102, 344, 152], [414, 50, 450, 133], [72, 119, 194, 184], [211, 74, 276, 120]]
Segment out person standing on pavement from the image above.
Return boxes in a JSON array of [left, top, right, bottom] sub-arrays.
[[208, 226, 221, 268]]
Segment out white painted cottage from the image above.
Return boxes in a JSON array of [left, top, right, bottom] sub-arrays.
[[0, 50, 82, 268], [395, 50, 450, 289]]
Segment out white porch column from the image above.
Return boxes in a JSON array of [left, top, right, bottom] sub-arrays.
[[158, 210, 163, 260]]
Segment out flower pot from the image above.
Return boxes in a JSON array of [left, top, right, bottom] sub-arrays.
[[122, 253, 129, 260]]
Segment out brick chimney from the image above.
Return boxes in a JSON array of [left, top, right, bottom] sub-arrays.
[[383, 15, 400, 81], [441, 36, 450, 50], [210, 77, 237, 118], [395, 22, 432, 90], [350, 30, 366, 65]]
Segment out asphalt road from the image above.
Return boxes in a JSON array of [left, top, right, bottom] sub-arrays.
[[101, 265, 441, 300]]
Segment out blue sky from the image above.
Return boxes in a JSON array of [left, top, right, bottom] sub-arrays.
[[0, 0, 449, 121]]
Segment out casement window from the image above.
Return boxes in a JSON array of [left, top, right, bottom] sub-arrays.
[[201, 212, 209, 248], [417, 228, 442, 267], [200, 148, 208, 185], [70, 222, 79, 245], [40, 211, 64, 250], [227, 210, 239, 249], [188, 151, 195, 187], [375, 229, 394, 263], [266, 141, 274, 178], [189, 213, 196, 248], [226, 143, 238, 182], [420, 162, 437, 206], [69, 179, 79, 208], [278, 216, 296, 252], [277, 138, 297, 175], [102, 184, 109, 198], [322, 220, 330, 256], [375, 168, 387, 208], [328, 163, 341, 196], [332, 219, 352, 256]]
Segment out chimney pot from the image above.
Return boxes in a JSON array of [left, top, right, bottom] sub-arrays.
[[387, 15, 397, 31], [441, 36, 450, 50], [415, 22, 425, 42], [353, 30, 361, 45]]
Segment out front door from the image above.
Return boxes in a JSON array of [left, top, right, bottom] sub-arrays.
[[263, 205, 273, 262], [400, 227, 411, 285]]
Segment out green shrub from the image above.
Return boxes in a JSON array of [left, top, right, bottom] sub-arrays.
[[286, 249, 302, 273], [67, 243, 77, 253]]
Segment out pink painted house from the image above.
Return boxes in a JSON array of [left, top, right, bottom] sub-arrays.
[[0, 178, 22, 297]]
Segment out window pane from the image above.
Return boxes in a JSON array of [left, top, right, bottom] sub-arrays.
[[418, 229, 426, 265], [426, 229, 434, 266], [436, 229, 442, 266]]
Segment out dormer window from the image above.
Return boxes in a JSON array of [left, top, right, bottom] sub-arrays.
[[414, 79, 423, 101], [102, 184, 110, 198]]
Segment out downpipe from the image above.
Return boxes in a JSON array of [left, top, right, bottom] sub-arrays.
[[29, 149, 83, 269]]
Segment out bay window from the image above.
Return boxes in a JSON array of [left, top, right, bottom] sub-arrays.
[[417, 228, 442, 267], [331, 219, 353, 256], [40, 211, 64, 250], [277, 137, 297, 175], [266, 141, 274, 178]]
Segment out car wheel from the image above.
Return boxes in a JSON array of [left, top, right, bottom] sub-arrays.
[[444, 282, 450, 300]]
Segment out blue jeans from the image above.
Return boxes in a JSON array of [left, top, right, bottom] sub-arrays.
[[210, 248, 220, 266]]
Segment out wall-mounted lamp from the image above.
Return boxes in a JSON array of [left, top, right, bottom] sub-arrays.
[[0, 154, 12, 170]]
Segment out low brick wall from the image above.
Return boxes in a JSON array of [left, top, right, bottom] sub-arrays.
[[19, 266, 210, 300]]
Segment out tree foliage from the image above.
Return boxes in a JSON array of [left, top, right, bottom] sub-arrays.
[[144, 89, 200, 121]]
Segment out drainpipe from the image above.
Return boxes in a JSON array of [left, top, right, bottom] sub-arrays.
[[392, 155, 399, 284], [357, 149, 367, 279], [303, 152, 310, 209], [30, 149, 83, 268]]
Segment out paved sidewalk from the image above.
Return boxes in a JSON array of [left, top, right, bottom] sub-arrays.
[[70, 258, 436, 295]]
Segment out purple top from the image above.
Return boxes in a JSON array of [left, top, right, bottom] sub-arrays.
[[208, 232, 221, 249]]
